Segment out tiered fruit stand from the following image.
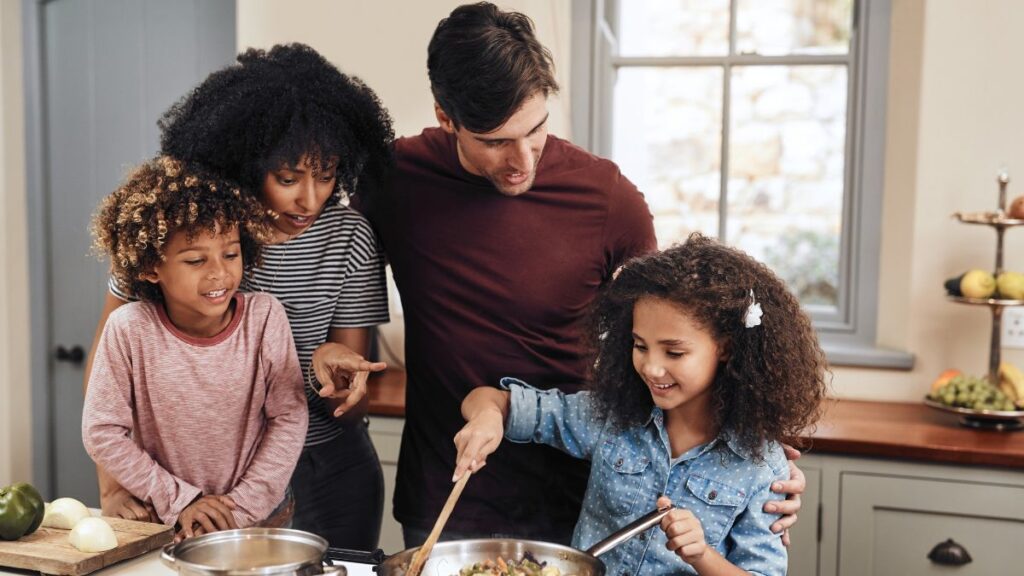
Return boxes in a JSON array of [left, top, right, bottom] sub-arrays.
[[925, 172, 1024, 430]]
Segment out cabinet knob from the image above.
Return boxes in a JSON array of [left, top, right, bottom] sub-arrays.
[[927, 538, 972, 566], [55, 345, 85, 364]]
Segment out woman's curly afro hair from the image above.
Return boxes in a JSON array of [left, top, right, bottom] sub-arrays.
[[585, 233, 829, 459], [159, 43, 394, 204], [92, 156, 273, 302]]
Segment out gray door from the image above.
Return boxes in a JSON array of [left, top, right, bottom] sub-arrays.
[[35, 0, 235, 504]]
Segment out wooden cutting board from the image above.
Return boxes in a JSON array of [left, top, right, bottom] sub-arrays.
[[0, 517, 172, 575]]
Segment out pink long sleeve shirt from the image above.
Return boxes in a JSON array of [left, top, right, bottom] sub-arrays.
[[82, 292, 308, 527]]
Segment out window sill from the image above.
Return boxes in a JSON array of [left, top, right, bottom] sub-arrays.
[[822, 342, 915, 370]]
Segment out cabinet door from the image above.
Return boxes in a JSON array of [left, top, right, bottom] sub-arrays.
[[788, 465, 821, 576], [838, 473, 1024, 575], [369, 417, 405, 554]]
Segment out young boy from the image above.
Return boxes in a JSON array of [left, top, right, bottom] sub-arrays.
[[83, 156, 308, 539]]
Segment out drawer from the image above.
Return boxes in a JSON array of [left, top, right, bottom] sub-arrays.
[[838, 472, 1024, 575]]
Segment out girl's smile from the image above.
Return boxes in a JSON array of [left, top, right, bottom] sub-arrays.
[[632, 296, 725, 418]]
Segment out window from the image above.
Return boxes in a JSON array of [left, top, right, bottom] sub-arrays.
[[571, 0, 912, 368]]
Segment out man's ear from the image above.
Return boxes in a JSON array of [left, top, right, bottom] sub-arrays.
[[434, 102, 456, 134]]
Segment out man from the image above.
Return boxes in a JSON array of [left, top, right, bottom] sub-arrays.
[[365, 2, 804, 546]]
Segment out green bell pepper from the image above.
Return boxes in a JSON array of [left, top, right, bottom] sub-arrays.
[[0, 482, 45, 541]]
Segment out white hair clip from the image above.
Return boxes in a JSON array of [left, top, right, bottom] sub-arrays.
[[743, 289, 763, 328]]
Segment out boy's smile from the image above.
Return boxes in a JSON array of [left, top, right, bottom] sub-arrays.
[[144, 224, 243, 339]]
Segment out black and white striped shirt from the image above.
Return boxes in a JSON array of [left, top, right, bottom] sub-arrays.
[[110, 201, 390, 446]]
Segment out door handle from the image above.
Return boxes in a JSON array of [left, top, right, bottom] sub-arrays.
[[55, 345, 85, 364]]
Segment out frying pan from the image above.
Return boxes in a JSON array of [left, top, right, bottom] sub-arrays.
[[369, 505, 673, 576]]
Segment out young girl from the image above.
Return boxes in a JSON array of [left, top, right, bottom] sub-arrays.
[[454, 234, 828, 576], [83, 157, 308, 540], [85, 44, 395, 548]]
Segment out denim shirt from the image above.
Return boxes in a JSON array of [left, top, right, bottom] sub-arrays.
[[501, 378, 789, 576]]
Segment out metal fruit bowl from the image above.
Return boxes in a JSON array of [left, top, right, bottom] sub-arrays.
[[923, 397, 1024, 431]]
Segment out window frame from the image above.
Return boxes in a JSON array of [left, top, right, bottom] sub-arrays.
[[570, 0, 912, 368]]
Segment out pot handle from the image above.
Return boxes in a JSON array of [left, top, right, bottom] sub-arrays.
[[160, 543, 178, 569], [585, 505, 674, 558]]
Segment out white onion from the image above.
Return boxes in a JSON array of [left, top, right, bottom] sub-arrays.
[[68, 517, 118, 552], [41, 497, 90, 530]]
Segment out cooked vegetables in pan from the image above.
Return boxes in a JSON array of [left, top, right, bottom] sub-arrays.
[[458, 554, 569, 576]]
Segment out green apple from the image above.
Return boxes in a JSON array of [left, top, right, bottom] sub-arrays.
[[997, 271, 1024, 300], [960, 269, 997, 299]]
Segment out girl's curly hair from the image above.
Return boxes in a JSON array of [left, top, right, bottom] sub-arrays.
[[159, 43, 394, 204], [92, 156, 273, 302], [585, 233, 829, 459]]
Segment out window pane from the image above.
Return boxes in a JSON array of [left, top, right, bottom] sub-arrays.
[[727, 65, 847, 307], [736, 0, 852, 56], [618, 0, 730, 57], [612, 67, 724, 243]]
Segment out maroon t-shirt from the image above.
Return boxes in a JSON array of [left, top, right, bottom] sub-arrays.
[[367, 128, 656, 537]]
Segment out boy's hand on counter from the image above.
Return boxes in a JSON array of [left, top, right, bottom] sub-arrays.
[[175, 495, 236, 542], [101, 486, 159, 523]]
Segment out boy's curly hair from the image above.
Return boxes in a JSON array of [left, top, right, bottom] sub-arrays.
[[585, 233, 829, 459], [159, 43, 394, 204], [92, 156, 273, 302]]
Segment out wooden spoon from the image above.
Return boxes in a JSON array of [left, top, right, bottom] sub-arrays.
[[405, 471, 472, 576]]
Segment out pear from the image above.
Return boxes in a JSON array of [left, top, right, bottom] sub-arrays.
[[997, 271, 1024, 300], [960, 269, 996, 299]]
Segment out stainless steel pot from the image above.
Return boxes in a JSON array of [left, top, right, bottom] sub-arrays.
[[161, 528, 347, 576], [376, 506, 673, 576]]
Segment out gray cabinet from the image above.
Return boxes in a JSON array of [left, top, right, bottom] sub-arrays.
[[368, 416, 405, 554], [790, 454, 1024, 576]]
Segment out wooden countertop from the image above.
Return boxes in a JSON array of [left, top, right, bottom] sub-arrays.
[[367, 370, 1024, 469]]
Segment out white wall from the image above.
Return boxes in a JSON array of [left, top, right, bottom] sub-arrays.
[[237, 0, 572, 139], [0, 0, 34, 486], [831, 0, 1024, 401]]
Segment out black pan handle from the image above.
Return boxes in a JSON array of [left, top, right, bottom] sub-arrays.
[[325, 547, 387, 565], [586, 505, 674, 557]]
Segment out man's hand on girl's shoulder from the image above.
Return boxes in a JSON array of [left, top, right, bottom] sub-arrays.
[[766, 444, 806, 547]]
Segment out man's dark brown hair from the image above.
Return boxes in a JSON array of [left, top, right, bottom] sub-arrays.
[[428, 2, 559, 133]]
